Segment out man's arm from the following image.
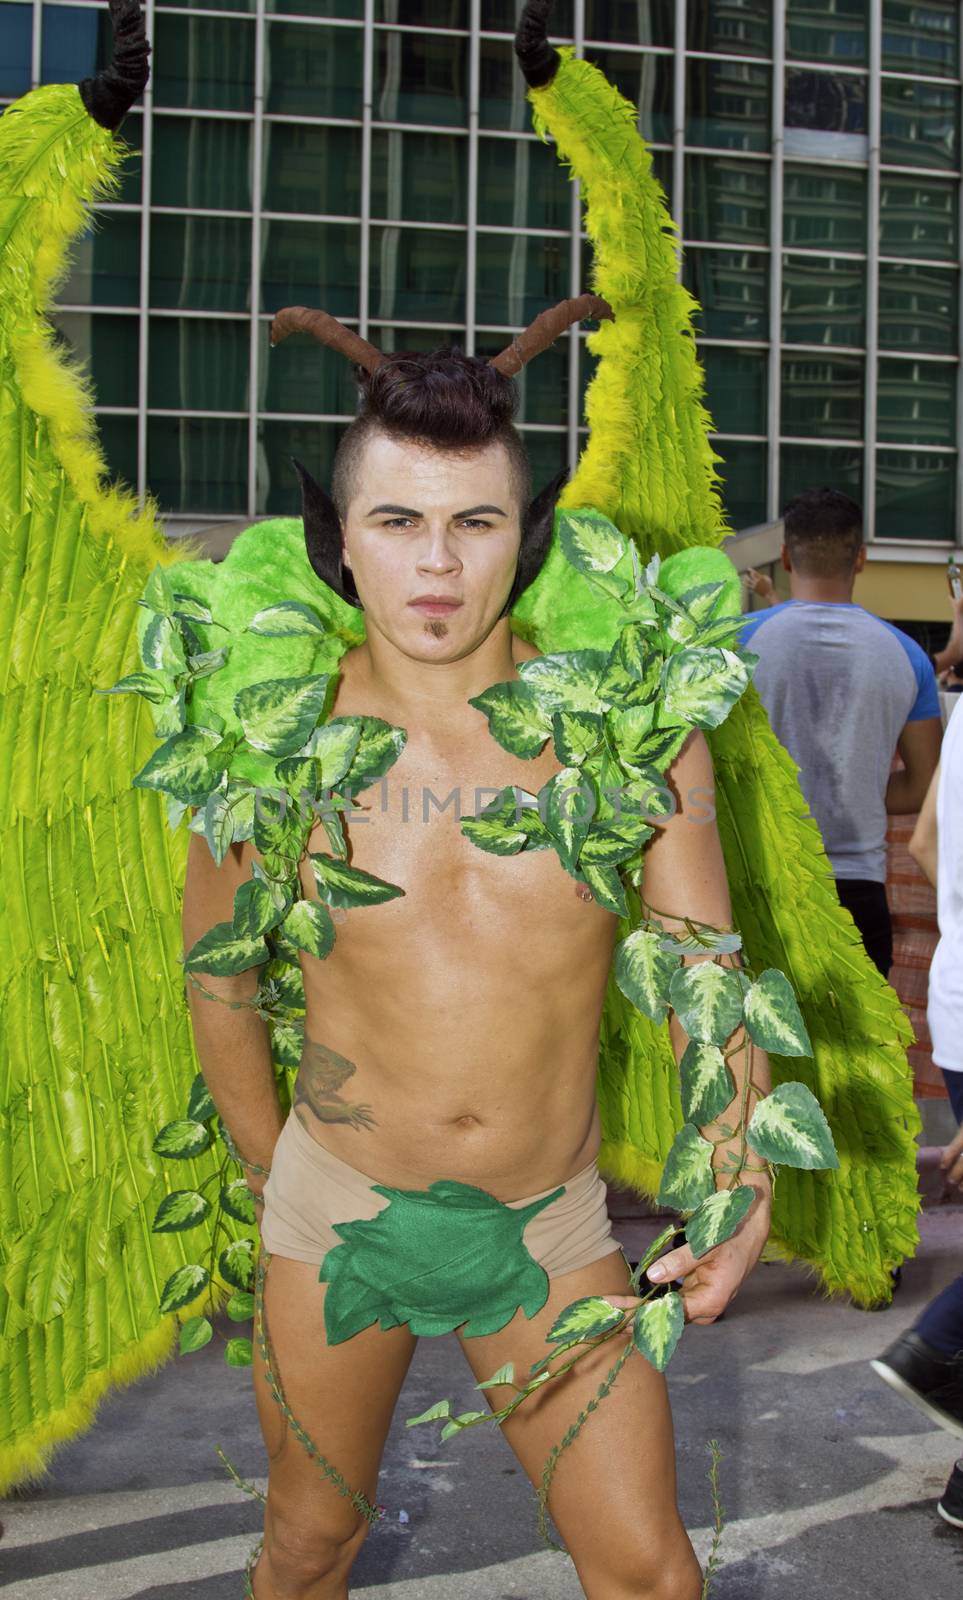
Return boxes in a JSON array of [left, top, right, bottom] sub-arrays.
[[907, 758, 940, 889], [887, 717, 942, 814], [620, 728, 772, 1324], [182, 830, 285, 1207]]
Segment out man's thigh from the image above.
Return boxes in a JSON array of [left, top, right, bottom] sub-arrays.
[[455, 1251, 699, 1595], [254, 1252, 417, 1542]]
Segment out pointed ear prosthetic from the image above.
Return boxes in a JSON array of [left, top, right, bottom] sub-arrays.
[[293, 459, 363, 609], [499, 469, 568, 618]]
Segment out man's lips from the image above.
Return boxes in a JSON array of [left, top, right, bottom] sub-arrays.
[[408, 597, 463, 615]]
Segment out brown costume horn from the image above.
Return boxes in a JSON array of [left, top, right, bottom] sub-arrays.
[[270, 307, 386, 374], [488, 294, 615, 377]]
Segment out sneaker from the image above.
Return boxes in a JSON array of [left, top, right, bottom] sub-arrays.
[[938, 1460, 963, 1529], [870, 1331, 963, 1438]]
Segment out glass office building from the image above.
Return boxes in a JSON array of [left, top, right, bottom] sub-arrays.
[[1, 0, 961, 547]]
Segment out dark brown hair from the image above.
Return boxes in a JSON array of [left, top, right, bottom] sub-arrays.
[[331, 347, 533, 519], [782, 485, 863, 579]]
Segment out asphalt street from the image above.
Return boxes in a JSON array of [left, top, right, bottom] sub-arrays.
[[2, 1208, 961, 1600]]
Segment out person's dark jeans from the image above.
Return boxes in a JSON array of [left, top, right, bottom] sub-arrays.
[[943, 1068, 963, 1123], [834, 877, 893, 978], [915, 1069, 963, 1357]]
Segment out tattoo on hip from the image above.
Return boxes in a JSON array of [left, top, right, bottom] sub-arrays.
[[294, 1038, 377, 1133]]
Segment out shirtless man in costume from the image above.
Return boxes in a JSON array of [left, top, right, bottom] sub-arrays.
[[183, 350, 773, 1600]]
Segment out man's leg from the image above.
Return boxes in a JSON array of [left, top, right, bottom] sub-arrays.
[[456, 1250, 702, 1600], [834, 877, 893, 978], [252, 1253, 417, 1600]]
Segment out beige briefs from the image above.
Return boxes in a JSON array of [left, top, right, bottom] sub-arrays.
[[260, 1106, 622, 1281]]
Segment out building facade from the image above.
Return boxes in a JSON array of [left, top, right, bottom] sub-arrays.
[[2, 0, 961, 604]]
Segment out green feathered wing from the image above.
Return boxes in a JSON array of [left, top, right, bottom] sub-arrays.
[[514, 49, 920, 1304], [0, 84, 234, 1492]]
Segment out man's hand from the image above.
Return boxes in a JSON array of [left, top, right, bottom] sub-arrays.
[[941, 1123, 963, 1193], [606, 1186, 772, 1326]]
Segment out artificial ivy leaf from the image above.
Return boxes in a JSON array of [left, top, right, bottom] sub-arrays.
[[246, 601, 325, 636], [219, 1239, 256, 1292], [186, 1072, 216, 1122], [658, 926, 743, 957], [541, 766, 595, 871], [153, 1119, 212, 1160], [169, 797, 191, 832], [691, 614, 751, 650], [440, 1410, 489, 1439], [225, 1337, 253, 1368], [310, 854, 405, 909], [629, 1222, 680, 1291], [179, 1315, 213, 1354], [632, 1292, 684, 1371], [140, 564, 176, 617], [673, 581, 728, 628], [619, 726, 689, 773], [142, 612, 188, 676], [235, 675, 330, 756], [557, 507, 626, 574], [661, 647, 752, 730], [344, 717, 407, 794], [187, 647, 229, 681], [467, 680, 552, 759], [227, 1291, 255, 1322], [204, 785, 256, 863], [271, 1020, 306, 1069], [460, 815, 529, 856], [152, 688, 188, 739], [585, 567, 631, 601], [668, 961, 745, 1046], [406, 1400, 452, 1428], [614, 929, 681, 1023], [605, 702, 656, 759], [133, 726, 225, 806], [319, 805, 348, 860], [579, 818, 653, 867], [221, 1178, 257, 1225], [598, 625, 663, 710], [546, 1296, 624, 1344], [685, 1186, 756, 1259], [552, 710, 604, 765], [185, 921, 268, 977], [172, 592, 214, 625], [747, 1082, 839, 1170], [233, 877, 286, 939], [298, 719, 362, 787], [252, 791, 308, 863], [515, 650, 609, 714], [152, 1189, 212, 1233], [282, 898, 336, 960], [577, 862, 628, 917], [475, 1363, 516, 1391], [619, 769, 676, 822], [656, 1123, 716, 1210], [103, 670, 170, 704], [742, 968, 813, 1057], [679, 1041, 735, 1126], [159, 1263, 210, 1314]]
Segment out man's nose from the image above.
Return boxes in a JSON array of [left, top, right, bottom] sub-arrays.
[[417, 526, 462, 573]]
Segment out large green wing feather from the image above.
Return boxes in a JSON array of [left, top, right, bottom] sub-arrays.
[[0, 84, 225, 1491], [515, 50, 920, 1305]]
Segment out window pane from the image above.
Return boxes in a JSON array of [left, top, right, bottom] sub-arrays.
[[716, 442, 768, 529], [262, 322, 361, 415], [0, 4, 32, 99], [41, 3, 101, 85], [151, 216, 251, 312], [475, 233, 568, 326], [877, 359, 957, 447], [153, 116, 251, 212], [149, 418, 248, 514], [780, 443, 863, 508], [258, 420, 340, 516], [51, 312, 139, 409], [481, 0, 573, 33], [376, 0, 467, 25], [513, 341, 569, 426], [266, 23, 362, 118], [267, 0, 362, 15], [876, 450, 956, 540], [264, 124, 362, 216], [882, 1, 959, 80], [97, 416, 138, 491], [590, 50, 672, 144], [519, 429, 570, 489], [375, 31, 468, 127], [372, 323, 463, 353], [782, 354, 864, 440], [687, 60, 771, 152], [881, 78, 959, 171], [685, 156, 769, 245], [787, 0, 868, 64], [371, 226, 466, 321], [880, 177, 958, 261], [783, 164, 866, 250], [687, 2, 771, 57], [479, 135, 572, 230], [149, 319, 249, 412], [161, 0, 253, 10], [784, 68, 867, 160], [262, 221, 360, 319], [114, 113, 143, 205], [153, 16, 255, 113], [782, 255, 865, 347], [480, 40, 538, 131], [587, 1, 674, 47], [371, 131, 467, 224], [703, 348, 767, 435], [59, 214, 141, 307], [684, 248, 769, 341], [878, 263, 959, 354]]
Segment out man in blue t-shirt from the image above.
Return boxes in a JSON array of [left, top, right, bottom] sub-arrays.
[[738, 486, 942, 977]]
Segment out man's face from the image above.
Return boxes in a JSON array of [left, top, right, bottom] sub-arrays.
[[341, 430, 523, 661]]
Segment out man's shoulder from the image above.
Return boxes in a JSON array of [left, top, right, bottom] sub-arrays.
[[737, 600, 797, 646]]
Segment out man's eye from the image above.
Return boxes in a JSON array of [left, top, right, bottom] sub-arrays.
[[462, 519, 493, 530], [382, 518, 413, 528]]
